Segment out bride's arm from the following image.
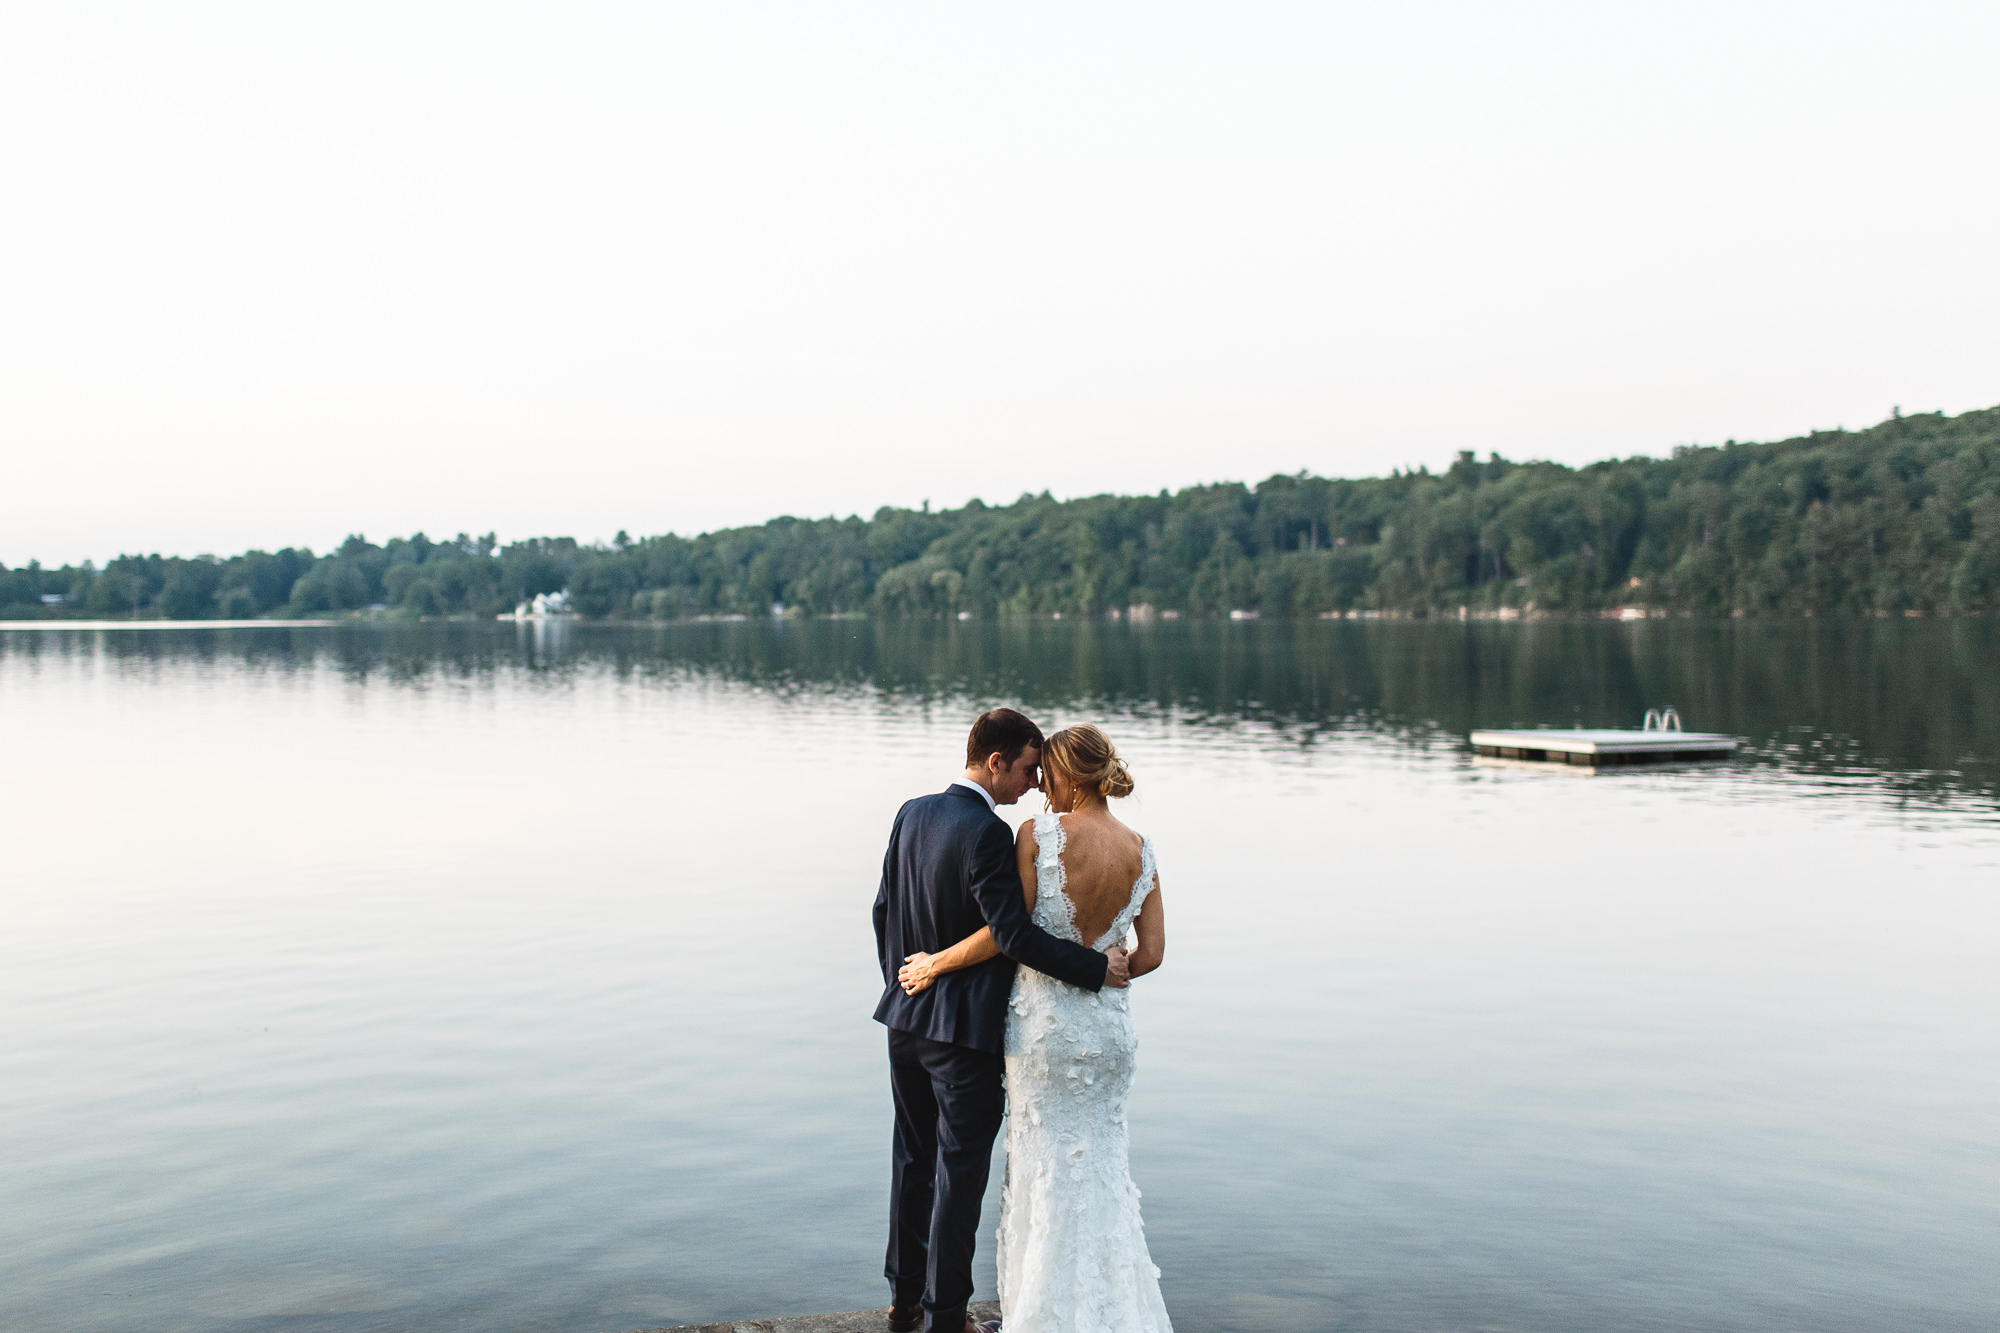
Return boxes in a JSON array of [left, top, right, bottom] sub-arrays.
[[1128, 873, 1166, 978], [1014, 817, 1040, 915], [899, 926, 998, 993], [898, 820, 1041, 994]]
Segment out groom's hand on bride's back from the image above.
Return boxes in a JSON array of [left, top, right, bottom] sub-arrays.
[[1104, 947, 1131, 988]]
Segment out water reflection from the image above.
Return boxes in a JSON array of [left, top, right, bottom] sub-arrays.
[[9, 618, 1994, 806]]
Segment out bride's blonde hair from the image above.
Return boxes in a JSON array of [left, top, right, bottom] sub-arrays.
[[1042, 723, 1135, 801]]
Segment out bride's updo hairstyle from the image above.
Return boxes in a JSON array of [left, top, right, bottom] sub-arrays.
[[1043, 723, 1135, 801]]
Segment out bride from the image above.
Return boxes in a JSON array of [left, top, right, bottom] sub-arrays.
[[899, 723, 1172, 1333]]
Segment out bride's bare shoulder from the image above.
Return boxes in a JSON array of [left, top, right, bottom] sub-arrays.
[[1103, 812, 1145, 855]]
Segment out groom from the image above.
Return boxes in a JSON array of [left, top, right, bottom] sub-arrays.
[[874, 708, 1130, 1333]]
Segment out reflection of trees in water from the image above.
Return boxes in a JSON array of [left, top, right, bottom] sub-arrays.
[[8, 618, 1994, 807]]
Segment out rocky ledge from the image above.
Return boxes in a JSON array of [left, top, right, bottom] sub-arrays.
[[623, 1302, 1000, 1333]]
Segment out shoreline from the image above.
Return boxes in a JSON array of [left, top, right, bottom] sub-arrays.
[[0, 618, 346, 630], [0, 608, 1984, 630]]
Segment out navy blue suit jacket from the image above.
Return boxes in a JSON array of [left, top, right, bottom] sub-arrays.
[[873, 784, 1109, 1053]]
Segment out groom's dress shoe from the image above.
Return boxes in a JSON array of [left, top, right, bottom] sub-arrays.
[[888, 1306, 921, 1332]]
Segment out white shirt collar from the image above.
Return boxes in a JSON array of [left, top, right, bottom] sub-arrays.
[[950, 777, 998, 813]]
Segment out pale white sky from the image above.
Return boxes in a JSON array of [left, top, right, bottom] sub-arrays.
[[3, 0, 1996, 566]]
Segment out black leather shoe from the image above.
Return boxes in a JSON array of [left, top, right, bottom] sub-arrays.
[[888, 1305, 921, 1332]]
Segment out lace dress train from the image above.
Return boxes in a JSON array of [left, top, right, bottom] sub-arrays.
[[996, 812, 1172, 1333]]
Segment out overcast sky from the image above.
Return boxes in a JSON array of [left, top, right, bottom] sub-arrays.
[[4, 1, 1996, 565]]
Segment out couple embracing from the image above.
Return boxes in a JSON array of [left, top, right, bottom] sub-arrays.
[[873, 709, 1172, 1333]]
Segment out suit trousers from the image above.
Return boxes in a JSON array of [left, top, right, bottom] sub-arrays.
[[886, 1027, 1006, 1333]]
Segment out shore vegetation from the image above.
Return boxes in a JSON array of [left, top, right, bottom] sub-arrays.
[[7, 405, 1997, 621]]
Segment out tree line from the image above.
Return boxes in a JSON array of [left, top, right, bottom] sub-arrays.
[[6, 404, 1997, 621]]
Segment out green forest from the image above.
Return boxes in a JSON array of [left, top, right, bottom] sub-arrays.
[[7, 404, 1998, 622]]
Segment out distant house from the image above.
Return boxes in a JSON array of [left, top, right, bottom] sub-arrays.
[[40, 594, 65, 605], [501, 591, 572, 620]]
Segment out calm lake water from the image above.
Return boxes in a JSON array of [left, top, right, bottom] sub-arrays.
[[3, 619, 1996, 1333]]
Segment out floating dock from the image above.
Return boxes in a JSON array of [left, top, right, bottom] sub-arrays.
[[1470, 727, 1738, 769]]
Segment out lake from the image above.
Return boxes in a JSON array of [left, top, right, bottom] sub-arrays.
[[2, 618, 1996, 1333]]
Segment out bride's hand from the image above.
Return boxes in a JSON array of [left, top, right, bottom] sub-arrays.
[[899, 952, 938, 994]]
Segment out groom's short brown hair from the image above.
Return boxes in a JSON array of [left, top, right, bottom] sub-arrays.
[[967, 708, 1044, 768]]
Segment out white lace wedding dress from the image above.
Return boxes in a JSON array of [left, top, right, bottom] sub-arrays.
[[996, 812, 1173, 1333]]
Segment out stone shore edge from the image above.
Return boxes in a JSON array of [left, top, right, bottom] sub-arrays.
[[618, 1300, 1000, 1333]]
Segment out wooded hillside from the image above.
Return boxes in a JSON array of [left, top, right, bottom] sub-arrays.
[[7, 404, 1997, 620]]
